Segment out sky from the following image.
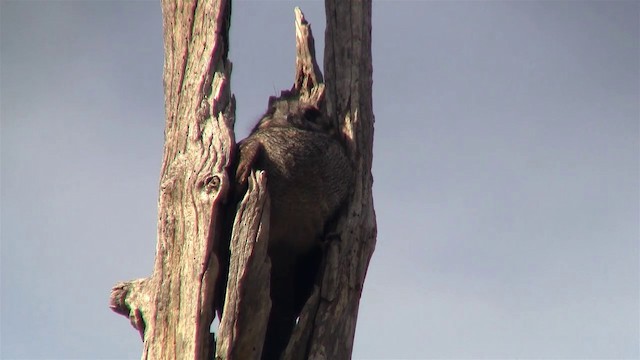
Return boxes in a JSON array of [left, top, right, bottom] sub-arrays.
[[1, 1, 638, 359]]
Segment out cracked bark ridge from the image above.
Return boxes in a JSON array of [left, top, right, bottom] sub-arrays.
[[108, 1, 234, 359]]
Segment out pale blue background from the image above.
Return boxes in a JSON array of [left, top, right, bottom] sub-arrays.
[[1, 1, 638, 359]]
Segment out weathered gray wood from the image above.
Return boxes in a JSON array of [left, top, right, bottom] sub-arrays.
[[293, 7, 325, 104], [109, 0, 234, 359], [216, 171, 272, 360], [304, 1, 376, 358]]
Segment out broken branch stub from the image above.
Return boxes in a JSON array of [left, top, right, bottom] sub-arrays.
[[294, 6, 324, 103]]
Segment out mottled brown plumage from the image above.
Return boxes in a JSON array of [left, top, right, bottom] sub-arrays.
[[234, 93, 353, 359]]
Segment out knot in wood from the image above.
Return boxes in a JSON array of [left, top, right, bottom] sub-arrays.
[[201, 175, 220, 194]]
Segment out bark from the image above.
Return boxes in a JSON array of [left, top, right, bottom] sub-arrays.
[[109, 0, 234, 359]]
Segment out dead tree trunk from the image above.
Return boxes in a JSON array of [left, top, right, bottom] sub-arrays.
[[109, 0, 234, 359], [285, 1, 376, 359], [109, 1, 374, 359]]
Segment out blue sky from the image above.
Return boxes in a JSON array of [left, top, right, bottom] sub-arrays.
[[1, 1, 638, 358]]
